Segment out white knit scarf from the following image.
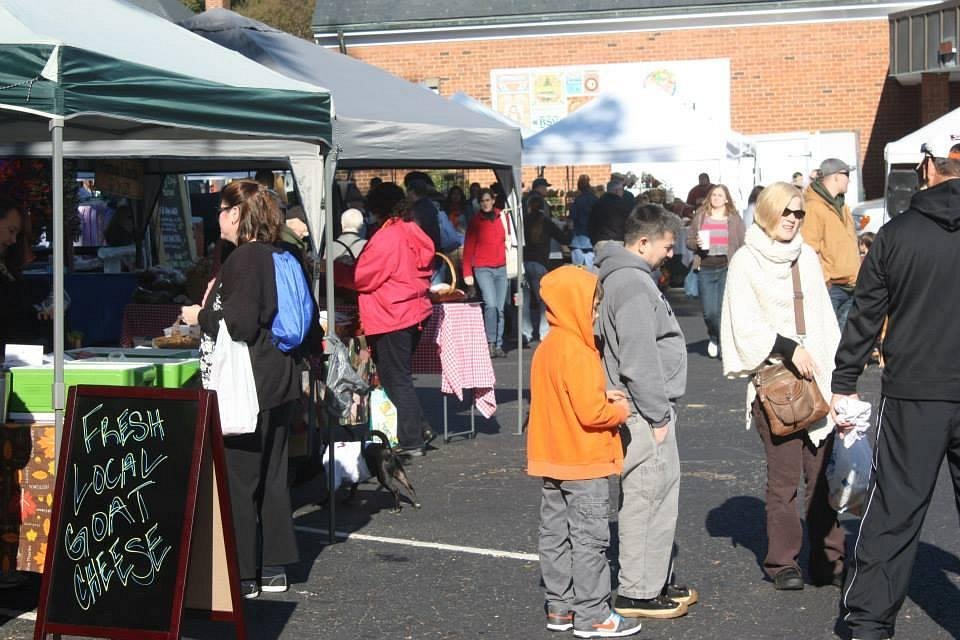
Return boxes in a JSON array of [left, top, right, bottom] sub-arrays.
[[720, 225, 841, 445]]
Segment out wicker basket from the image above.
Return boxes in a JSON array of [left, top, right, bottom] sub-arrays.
[[429, 252, 466, 303]]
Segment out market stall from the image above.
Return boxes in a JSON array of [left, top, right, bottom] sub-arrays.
[[0, 0, 333, 573], [181, 8, 528, 434]]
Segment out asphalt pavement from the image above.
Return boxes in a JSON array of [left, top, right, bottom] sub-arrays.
[[4, 291, 960, 639]]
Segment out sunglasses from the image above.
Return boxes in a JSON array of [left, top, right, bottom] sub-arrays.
[[838, 171, 850, 177], [782, 208, 806, 219]]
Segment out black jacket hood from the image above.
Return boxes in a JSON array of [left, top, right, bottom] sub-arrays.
[[911, 179, 960, 232]]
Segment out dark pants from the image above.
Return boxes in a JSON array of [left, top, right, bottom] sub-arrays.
[[753, 400, 845, 580], [224, 401, 299, 581], [829, 285, 855, 331], [843, 398, 960, 640], [697, 265, 727, 344], [370, 324, 425, 449]]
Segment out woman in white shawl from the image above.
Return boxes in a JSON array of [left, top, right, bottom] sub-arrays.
[[720, 182, 845, 591]]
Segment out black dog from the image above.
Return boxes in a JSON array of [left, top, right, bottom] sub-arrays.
[[320, 430, 421, 514], [357, 430, 421, 513]]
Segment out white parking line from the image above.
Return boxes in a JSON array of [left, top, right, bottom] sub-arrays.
[[295, 526, 539, 562]]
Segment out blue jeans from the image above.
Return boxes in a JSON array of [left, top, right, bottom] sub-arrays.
[[829, 285, 854, 331], [570, 234, 594, 269], [697, 265, 727, 343], [474, 266, 508, 348], [523, 261, 550, 342]]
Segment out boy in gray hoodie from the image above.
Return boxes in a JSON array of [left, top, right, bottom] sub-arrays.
[[596, 204, 694, 619]]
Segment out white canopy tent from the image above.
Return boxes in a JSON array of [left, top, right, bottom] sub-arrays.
[[884, 107, 960, 166], [0, 0, 333, 452], [522, 90, 755, 166]]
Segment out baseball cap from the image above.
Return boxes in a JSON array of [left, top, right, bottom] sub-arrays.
[[920, 137, 960, 160], [818, 158, 855, 177], [532, 177, 551, 188]]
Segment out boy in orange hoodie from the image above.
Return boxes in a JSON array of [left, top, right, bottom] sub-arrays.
[[527, 265, 639, 638]]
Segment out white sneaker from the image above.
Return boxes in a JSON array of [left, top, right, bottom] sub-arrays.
[[707, 341, 719, 358]]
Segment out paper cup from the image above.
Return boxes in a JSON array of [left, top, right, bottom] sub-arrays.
[[699, 230, 711, 250]]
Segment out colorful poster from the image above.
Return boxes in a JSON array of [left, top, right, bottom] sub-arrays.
[[490, 59, 730, 134]]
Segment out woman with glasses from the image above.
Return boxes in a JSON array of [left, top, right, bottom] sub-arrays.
[[719, 182, 844, 592], [686, 183, 745, 358], [181, 180, 301, 600], [463, 188, 509, 358]]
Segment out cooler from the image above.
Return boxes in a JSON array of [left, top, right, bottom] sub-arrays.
[[65, 348, 200, 389], [7, 363, 157, 420]]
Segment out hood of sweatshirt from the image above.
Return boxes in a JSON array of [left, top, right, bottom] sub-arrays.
[[595, 241, 652, 282], [911, 178, 960, 232], [540, 265, 599, 351]]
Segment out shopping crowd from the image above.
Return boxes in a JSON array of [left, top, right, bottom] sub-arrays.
[[524, 143, 960, 640], [5, 143, 958, 640]]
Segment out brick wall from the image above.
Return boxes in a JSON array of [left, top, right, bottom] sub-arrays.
[[343, 20, 919, 198]]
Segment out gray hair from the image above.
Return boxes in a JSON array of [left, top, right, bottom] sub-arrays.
[[624, 204, 682, 246], [933, 157, 960, 178], [606, 178, 625, 193]]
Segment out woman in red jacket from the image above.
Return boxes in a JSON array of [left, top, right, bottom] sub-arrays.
[[354, 187, 435, 456], [462, 188, 508, 358]]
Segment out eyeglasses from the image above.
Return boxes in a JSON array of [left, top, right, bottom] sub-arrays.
[[838, 171, 850, 177], [218, 205, 233, 215], [480, 198, 494, 203], [782, 208, 806, 219]]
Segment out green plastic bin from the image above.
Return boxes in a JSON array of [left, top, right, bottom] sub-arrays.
[[8, 363, 157, 419], [65, 348, 200, 389]]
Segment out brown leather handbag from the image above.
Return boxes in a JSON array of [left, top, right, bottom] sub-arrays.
[[753, 262, 830, 437]]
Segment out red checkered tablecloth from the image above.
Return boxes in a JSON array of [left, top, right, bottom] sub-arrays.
[[120, 303, 183, 347], [412, 303, 496, 417]]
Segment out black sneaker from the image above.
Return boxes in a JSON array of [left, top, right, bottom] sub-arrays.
[[545, 606, 574, 632], [261, 566, 288, 593], [773, 566, 804, 591], [614, 593, 688, 619], [811, 568, 845, 588], [240, 579, 260, 599], [663, 583, 698, 606]]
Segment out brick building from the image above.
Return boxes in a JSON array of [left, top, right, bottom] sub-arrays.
[[312, 0, 951, 200]]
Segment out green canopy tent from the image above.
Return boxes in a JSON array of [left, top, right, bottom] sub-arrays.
[[0, 0, 334, 454]]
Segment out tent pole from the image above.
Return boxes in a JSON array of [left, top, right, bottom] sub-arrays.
[[51, 118, 65, 462], [513, 186, 524, 436], [323, 147, 340, 547]]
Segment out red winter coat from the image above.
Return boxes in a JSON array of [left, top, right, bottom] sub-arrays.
[[462, 209, 507, 279], [354, 218, 434, 336]]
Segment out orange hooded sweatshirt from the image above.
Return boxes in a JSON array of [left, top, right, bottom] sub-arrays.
[[526, 266, 628, 480]]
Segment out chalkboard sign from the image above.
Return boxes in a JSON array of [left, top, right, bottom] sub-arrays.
[[155, 175, 196, 269], [34, 386, 246, 640]]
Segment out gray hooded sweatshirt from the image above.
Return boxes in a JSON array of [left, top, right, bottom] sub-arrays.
[[596, 242, 687, 427]]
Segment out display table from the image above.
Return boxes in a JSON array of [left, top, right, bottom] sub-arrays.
[[120, 303, 183, 347], [340, 302, 496, 442]]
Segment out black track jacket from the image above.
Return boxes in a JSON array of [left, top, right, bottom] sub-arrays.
[[833, 178, 960, 400]]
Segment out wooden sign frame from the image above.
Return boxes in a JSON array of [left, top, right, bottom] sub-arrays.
[[34, 386, 246, 640]]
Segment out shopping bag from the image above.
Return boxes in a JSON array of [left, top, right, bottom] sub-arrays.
[[683, 269, 699, 298], [209, 319, 260, 436], [324, 335, 370, 425], [826, 432, 873, 517], [369, 387, 398, 447]]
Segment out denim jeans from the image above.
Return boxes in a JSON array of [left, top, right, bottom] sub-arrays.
[[523, 261, 550, 342], [829, 285, 854, 331], [570, 234, 594, 269], [697, 265, 727, 343], [474, 266, 508, 348]]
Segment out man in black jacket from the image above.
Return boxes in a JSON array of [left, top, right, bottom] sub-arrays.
[[588, 177, 631, 246], [832, 139, 960, 640]]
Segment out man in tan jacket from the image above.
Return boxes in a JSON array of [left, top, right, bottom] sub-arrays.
[[803, 158, 860, 328]]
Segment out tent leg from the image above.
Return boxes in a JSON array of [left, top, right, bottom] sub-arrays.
[[51, 118, 65, 463], [513, 188, 524, 436], [323, 149, 339, 547]]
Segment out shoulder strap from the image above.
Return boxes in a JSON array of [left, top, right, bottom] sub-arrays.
[[791, 260, 806, 337], [334, 238, 357, 261]]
